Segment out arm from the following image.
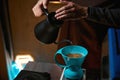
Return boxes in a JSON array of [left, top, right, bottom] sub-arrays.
[[55, 1, 120, 28]]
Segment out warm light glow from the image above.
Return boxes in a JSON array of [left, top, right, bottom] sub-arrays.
[[15, 54, 34, 70], [50, 1, 62, 4]]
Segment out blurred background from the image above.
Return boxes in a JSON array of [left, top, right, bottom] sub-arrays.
[[0, 0, 115, 80]]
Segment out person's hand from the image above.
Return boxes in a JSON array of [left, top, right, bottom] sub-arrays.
[[32, 0, 49, 17], [55, 1, 88, 20]]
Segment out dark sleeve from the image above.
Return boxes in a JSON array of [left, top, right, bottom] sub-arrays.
[[87, 7, 120, 28]]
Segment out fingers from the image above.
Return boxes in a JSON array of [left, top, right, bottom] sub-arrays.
[[32, 0, 49, 17], [55, 1, 88, 20], [42, 0, 48, 9], [32, 1, 42, 17], [56, 13, 76, 20], [56, 2, 74, 13], [55, 2, 76, 20], [55, 7, 75, 20]]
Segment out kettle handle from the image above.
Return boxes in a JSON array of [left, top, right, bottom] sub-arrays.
[[54, 39, 73, 45], [41, 7, 49, 16]]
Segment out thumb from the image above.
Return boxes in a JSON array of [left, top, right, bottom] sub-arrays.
[[43, 1, 48, 9], [43, 5, 47, 9]]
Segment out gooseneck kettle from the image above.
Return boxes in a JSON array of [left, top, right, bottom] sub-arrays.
[[34, 7, 63, 44]]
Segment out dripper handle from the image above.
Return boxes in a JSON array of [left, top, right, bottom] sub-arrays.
[[41, 7, 49, 16], [54, 53, 66, 68]]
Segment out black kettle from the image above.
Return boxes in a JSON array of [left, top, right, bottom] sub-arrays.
[[34, 7, 63, 44]]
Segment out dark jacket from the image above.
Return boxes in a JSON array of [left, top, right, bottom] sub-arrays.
[[88, 1, 120, 28]]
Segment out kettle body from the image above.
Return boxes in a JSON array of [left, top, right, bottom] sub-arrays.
[[34, 9, 63, 44]]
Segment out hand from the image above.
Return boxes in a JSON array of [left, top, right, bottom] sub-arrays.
[[32, 0, 49, 17], [55, 1, 88, 20]]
